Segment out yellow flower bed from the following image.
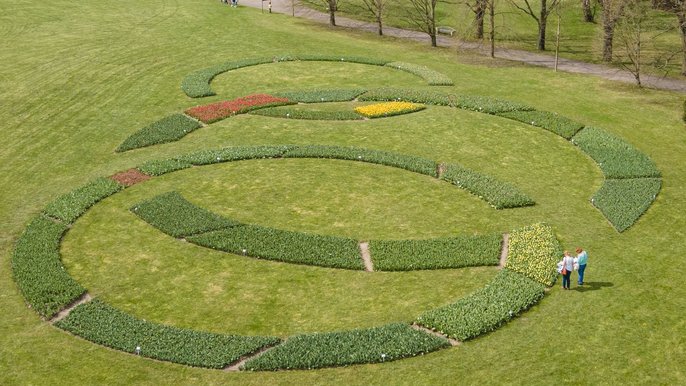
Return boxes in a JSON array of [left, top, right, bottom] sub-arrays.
[[505, 223, 561, 286], [354, 102, 425, 118]]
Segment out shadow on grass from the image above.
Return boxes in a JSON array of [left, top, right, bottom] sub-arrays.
[[573, 281, 614, 292]]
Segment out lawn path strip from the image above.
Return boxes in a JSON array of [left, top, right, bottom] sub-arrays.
[[359, 241, 374, 272], [224, 341, 284, 372], [411, 323, 460, 346], [499, 233, 509, 268], [49, 293, 92, 323]]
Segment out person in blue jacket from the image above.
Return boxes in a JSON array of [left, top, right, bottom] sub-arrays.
[[576, 247, 588, 285]]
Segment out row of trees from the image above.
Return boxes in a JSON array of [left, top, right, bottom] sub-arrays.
[[308, 0, 686, 81]]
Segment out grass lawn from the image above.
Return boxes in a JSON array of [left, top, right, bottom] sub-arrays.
[[1, 0, 686, 384]]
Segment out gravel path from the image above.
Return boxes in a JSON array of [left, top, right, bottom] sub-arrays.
[[235, 0, 686, 93]]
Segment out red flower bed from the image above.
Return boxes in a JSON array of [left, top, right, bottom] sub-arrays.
[[184, 94, 291, 123]]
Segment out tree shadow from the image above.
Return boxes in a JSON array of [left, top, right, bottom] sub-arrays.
[[573, 282, 614, 292]]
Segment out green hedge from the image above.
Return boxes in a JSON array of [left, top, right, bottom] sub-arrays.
[[249, 106, 364, 121], [11, 215, 86, 319], [176, 145, 294, 166], [496, 110, 584, 139], [441, 163, 535, 209], [55, 299, 279, 369], [358, 88, 454, 106], [116, 114, 202, 153], [455, 95, 533, 114], [591, 178, 661, 232], [368, 233, 502, 271], [416, 269, 545, 341], [571, 127, 660, 179], [272, 89, 366, 103], [137, 158, 193, 176], [43, 178, 124, 224], [384, 62, 454, 86], [284, 145, 438, 177], [505, 223, 562, 286], [188, 225, 364, 270], [131, 192, 239, 238], [242, 323, 449, 371]]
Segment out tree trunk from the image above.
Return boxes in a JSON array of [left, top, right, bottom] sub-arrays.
[[489, 0, 495, 57], [377, 15, 383, 35], [602, 16, 616, 61], [538, 0, 548, 50], [328, 0, 337, 26], [678, 10, 686, 75], [475, 0, 486, 39], [582, 0, 595, 22]]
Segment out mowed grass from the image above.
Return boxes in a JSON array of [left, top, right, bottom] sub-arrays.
[[1, 0, 686, 385]]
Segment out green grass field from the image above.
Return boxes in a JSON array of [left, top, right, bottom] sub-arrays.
[[1, 0, 686, 384]]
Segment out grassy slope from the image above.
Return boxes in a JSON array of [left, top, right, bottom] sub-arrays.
[[1, 0, 685, 384]]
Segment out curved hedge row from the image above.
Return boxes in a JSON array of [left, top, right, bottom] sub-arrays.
[[441, 163, 535, 209], [115, 114, 202, 153], [43, 177, 124, 224], [272, 88, 367, 103], [591, 178, 662, 232], [249, 106, 364, 121], [241, 323, 450, 371], [415, 269, 546, 341], [55, 299, 280, 369]]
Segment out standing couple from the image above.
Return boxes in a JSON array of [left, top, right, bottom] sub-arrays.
[[558, 247, 588, 290]]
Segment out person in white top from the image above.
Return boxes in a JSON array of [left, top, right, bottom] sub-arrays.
[[559, 251, 575, 290]]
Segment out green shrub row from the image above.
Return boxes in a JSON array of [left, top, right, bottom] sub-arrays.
[[43, 177, 124, 224], [137, 158, 193, 176], [496, 110, 584, 140], [188, 225, 364, 270], [416, 269, 545, 341], [55, 299, 280, 369], [283, 145, 438, 177], [441, 163, 535, 209], [505, 223, 562, 286], [455, 95, 534, 114], [242, 323, 449, 371], [591, 178, 661, 232], [249, 106, 364, 121], [176, 145, 295, 166], [384, 62, 454, 86], [368, 233, 502, 271], [358, 88, 455, 105], [115, 114, 202, 153], [272, 88, 367, 103], [11, 215, 86, 319], [131, 192, 240, 238], [571, 126, 660, 179]]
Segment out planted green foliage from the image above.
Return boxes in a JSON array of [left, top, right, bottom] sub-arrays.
[[55, 299, 279, 369], [358, 88, 455, 105], [249, 106, 364, 121], [176, 145, 294, 165], [505, 223, 562, 286], [116, 114, 202, 153], [441, 163, 535, 209], [136, 158, 193, 176], [571, 127, 660, 178], [416, 269, 545, 341], [11, 215, 85, 319], [284, 145, 438, 177], [241, 323, 449, 371], [496, 110, 584, 139], [592, 178, 661, 232], [188, 225, 364, 270], [369, 233, 502, 271], [43, 178, 124, 224], [131, 192, 239, 238], [384, 62, 454, 86], [272, 89, 367, 103], [455, 95, 534, 114]]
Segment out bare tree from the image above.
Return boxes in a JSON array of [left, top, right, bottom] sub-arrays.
[[406, 0, 439, 46], [463, 0, 488, 38], [653, 0, 686, 75], [599, 0, 628, 61], [510, 0, 561, 50], [488, 0, 496, 56], [582, 0, 597, 21], [359, 0, 387, 35], [615, 0, 650, 85]]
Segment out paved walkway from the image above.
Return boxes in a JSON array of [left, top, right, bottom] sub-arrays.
[[237, 0, 686, 93]]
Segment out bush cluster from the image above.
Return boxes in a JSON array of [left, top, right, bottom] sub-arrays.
[[188, 225, 364, 270], [11, 215, 86, 319], [136, 158, 193, 176], [441, 163, 535, 209], [116, 114, 202, 153], [250, 106, 363, 121], [55, 299, 280, 369], [43, 177, 124, 224], [368, 233, 502, 271], [384, 61, 454, 86], [571, 127, 660, 179], [505, 223, 562, 286], [241, 323, 449, 371], [416, 269, 545, 341], [131, 192, 239, 238], [591, 178, 661, 232], [496, 110, 584, 139], [272, 88, 366, 103]]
